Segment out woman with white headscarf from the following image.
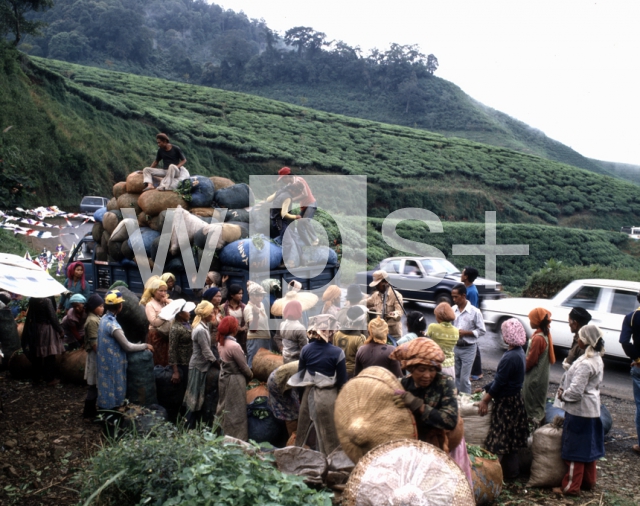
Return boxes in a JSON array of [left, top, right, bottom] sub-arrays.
[[552, 324, 605, 497]]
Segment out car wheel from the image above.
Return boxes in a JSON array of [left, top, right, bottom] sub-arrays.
[[435, 292, 453, 305]]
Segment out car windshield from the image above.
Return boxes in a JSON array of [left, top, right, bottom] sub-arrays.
[[82, 197, 103, 205], [420, 259, 459, 275]]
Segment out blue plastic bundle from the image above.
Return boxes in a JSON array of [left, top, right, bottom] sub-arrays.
[[189, 176, 215, 208], [126, 350, 158, 406], [214, 183, 255, 209], [93, 206, 107, 222], [127, 227, 160, 257], [544, 400, 613, 435], [247, 396, 288, 446], [220, 235, 283, 271]]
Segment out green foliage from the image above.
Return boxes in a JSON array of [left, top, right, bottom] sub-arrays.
[[0, 228, 36, 256], [0, 0, 53, 46], [522, 263, 640, 299], [75, 424, 332, 506]]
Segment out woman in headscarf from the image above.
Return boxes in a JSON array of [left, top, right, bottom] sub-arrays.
[[58, 262, 91, 312], [390, 338, 469, 482], [425, 303, 459, 379], [22, 297, 65, 386], [289, 314, 347, 455], [216, 315, 253, 440], [61, 293, 87, 351], [221, 284, 247, 353], [168, 300, 196, 385], [140, 276, 172, 366], [398, 311, 427, 345], [183, 301, 219, 428], [202, 287, 223, 352], [354, 317, 402, 378], [477, 318, 530, 479], [161, 272, 182, 300], [203, 271, 228, 302], [97, 290, 153, 411], [321, 285, 342, 317], [274, 300, 308, 364], [552, 325, 605, 496], [524, 307, 556, 424]]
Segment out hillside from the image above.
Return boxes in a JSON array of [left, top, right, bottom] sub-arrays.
[[3, 53, 640, 233], [17, 0, 627, 180]]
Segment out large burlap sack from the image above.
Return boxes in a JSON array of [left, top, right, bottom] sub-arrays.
[[209, 176, 235, 191], [252, 348, 283, 382], [137, 211, 150, 227], [527, 421, 567, 488], [126, 350, 158, 406], [101, 230, 110, 250], [102, 210, 123, 234], [8, 349, 32, 379], [148, 212, 164, 231], [188, 175, 215, 208], [168, 206, 207, 255], [335, 366, 417, 464], [213, 183, 254, 209], [0, 309, 21, 370], [220, 235, 283, 271], [126, 171, 146, 194], [458, 393, 493, 446], [247, 396, 288, 446], [274, 446, 328, 486], [106, 198, 118, 211], [343, 440, 474, 506], [110, 218, 136, 242], [190, 207, 216, 218], [113, 181, 127, 199], [58, 349, 87, 384], [107, 240, 125, 262], [113, 285, 148, 343], [120, 239, 135, 260], [470, 452, 503, 505], [95, 246, 108, 261], [117, 193, 142, 215], [138, 190, 187, 217], [193, 223, 243, 250], [247, 384, 269, 404], [128, 227, 160, 257], [92, 222, 104, 242]]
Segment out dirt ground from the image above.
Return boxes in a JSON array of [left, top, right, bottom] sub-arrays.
[[0, 371, 638, 506]]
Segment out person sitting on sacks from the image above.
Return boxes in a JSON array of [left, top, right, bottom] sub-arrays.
[[289, 313, 347, 456], [97, 290, 153, 412], [273, 300, 308, 364], [61, 293, 87, 351], [333, 305, 367, 378], [563, 307, 592, 370], [354, 317, 402, 378], [141, 133, 189, 192], [476, 318, 530, 480], [140, 276, 173, 366], [552, 325, 606, 497], [366, 270, 403, 341]]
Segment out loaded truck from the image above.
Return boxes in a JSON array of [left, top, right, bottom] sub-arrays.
[[67, 233, 339, 305]]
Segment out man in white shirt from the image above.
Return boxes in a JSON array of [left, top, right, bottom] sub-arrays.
[[244, 282, 271, 368], [452, 283, 486, 394]]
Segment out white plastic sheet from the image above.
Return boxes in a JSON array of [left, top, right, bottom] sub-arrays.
[[0, 253, 67, 297]]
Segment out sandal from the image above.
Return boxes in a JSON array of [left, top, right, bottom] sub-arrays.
[[633, 444, 640, 455]]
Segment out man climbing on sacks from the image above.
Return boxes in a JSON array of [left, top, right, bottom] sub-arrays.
[[142, 133, 189, 192]]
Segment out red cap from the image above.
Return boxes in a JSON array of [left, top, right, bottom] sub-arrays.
[[277, 167, 292, 180]]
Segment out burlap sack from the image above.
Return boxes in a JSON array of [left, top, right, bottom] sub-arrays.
[[209, 176, 235, 191], [126, 171, 146, 194], [106, 197, 118, 211], [471, 454, 503, 505], [92, 222, 104, 242], [252, 348, 283, 383], [137, 211, 150, 227], [58, 349, 88, 385], [138, 190, 188, 217], [95, 245, 108, 261], [113, 181, 127, 199], [458, 393, 493, 446], [334, 366, 417, 464], [102, 212, 120, 234], [246, 384, 269, 404], [108, 240, 125, 262], [117, 193, 142, 215], [111, 218, 136, 242], [169, 206, 207, 255], [190, 207, 215, 217], [527, 422, 567, 488]]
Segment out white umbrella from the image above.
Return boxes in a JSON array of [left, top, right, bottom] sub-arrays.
[[0, 253, 68, 297]]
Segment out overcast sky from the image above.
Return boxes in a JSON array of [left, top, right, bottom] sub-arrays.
[[218, 0, 640, 165]]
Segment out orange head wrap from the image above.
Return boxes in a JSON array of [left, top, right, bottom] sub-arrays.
[[528, 307, 555, 365], [434, 302, 455, 323], [390, 337, 445, 371]]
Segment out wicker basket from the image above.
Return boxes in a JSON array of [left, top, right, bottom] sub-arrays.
[[334, 366, 417, 464], [343, 439, 475, 506]]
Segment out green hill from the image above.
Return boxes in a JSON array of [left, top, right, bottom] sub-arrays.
[[3, 52, 640, 233], [17, 0, 628, 180]]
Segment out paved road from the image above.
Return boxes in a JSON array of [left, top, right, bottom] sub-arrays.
[[409, 303, 635, 401]]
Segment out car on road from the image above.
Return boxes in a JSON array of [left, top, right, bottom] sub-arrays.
[[356, 256, 504, 305], [481, 278, 640, 359], [79, 196, 109, 214]]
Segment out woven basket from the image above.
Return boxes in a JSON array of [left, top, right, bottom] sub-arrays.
[[334, 366, 417, 464], [344, 439, 475, 506]]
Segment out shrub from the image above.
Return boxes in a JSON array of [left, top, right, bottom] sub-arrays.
[[75, 424, 332, 506]]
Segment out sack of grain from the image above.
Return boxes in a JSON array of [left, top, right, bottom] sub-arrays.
[[190, 207, 216, 218], [120, 239, 135, 260], [458, 393, 493, 446], [247, 396, 288, 446], [137, 211, 150, 227], [187, 175, 215, 208], [110, 218, 136, 242], [102, 211, 122, 234], [224, 208, 250, 223], [58, 349, 87, 384], [107, 240, 125, 262], [274, 446, 328, 486], [126, 350, 158, 406], [209, 176, 235, 191], [106, 198, 118, 211], [117, 193, 142, 215], [334, 366, 417, 464], [213, 183, 255, 209], [138, 189, 187, 217], [100, 230, 110, 250], [544, 399, 613, 435], [128, 227, 160, 258], [95, 246, 108, 261], [113, 285, 148, 343], [125, 171, 146, 194], [527, 420, 567, 488], [169, 206, 207, 255], [252, 348, 283, 382], [469, 451, 503, 505], [148, 212, 164, 231], [92, 222, 104, 242], [247, 383, 269, 404], [343, 440, 474, 506], [220, 235, 283, 271], [8, 349, 32, 379], [193, 223, 243, 250], [113, 181, 127, 199]]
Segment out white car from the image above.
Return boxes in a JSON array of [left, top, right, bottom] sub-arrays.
[[481, 279, 640, 359]]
